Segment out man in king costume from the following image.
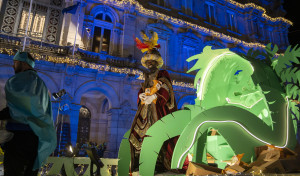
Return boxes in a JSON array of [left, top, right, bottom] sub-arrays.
[[129, 31, 177, 171]]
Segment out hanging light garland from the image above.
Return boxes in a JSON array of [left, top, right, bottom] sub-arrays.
[[226, 0, 292, 25], [98, 0, 292, 50], [1, 0, 290, 89], [0, 47, 195, 89]]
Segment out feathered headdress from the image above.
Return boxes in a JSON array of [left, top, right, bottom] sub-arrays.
[[135, 31, 163, 68], [135, 31, 161, 53]]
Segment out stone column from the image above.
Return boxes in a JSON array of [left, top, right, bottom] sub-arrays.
[[121, 12, 136, 57], [168, 28, 180, 71], [178, 36, 184, 71], [69, 104, 82, 146], [104, 108, 120, 158], [112, 28, 122, 56]]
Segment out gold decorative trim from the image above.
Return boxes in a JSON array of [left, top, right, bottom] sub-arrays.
[[129, 133, 142, 151]]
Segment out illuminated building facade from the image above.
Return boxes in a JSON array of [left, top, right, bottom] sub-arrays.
[[0, 0, 292, 157]]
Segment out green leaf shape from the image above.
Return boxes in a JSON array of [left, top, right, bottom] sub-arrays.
[[117, 130, 131, 176], [138, 110, 191, 176], [171, 104, 297, 169]]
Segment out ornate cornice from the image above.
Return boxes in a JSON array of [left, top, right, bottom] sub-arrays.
[[0, 45, 194, 89], [96, 0, 291, 50], [226, 0, 292, 25]]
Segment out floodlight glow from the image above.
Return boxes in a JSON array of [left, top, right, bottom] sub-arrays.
[[69, 146, 73, 153], [198, 52, 234, 100], [176, 98, 290, 168]]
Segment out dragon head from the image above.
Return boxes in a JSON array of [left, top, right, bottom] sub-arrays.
[[187, 46, 276, 128]]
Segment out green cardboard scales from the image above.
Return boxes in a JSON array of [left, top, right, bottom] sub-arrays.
[[118, 45, 300, 176]]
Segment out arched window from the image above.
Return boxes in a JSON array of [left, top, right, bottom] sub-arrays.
[[95, 13, 103, 20], [92, 12, 114, 53], [77, 106, 91, 144], [105, 15, 112, 22]]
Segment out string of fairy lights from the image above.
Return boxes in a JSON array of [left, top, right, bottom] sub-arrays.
[[227, 0, 292, 25], [0, 0, 290, 89], [0, 48, 195, 89], [99, 0, 292, 50]]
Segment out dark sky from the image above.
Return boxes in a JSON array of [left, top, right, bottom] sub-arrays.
[[283, 0, 299, 46]]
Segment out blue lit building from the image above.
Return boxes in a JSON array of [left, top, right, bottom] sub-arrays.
[[0, 0, 292, 157]]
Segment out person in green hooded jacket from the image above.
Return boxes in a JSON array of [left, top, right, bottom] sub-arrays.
[[0, 51, 56, 176]]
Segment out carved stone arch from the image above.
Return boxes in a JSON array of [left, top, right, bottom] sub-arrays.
[[74, 81, 120, 109], [79, 90, 110, 145], [177, 95, 196, 110], [90, 5, 120, 23], [101, 98, 109, 114], [84, 101, 97, 116], [37, 71, 59, 94], [204, 40, 226, 49]]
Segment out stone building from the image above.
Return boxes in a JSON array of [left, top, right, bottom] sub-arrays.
[[0, 0, 292, 157]]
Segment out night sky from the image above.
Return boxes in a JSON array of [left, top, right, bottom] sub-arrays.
[[283, 0, 299, 46]]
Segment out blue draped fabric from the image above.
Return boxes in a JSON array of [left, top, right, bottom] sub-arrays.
[[5, 70, 57, 169]]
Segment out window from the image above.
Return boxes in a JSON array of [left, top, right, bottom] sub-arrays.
[[77, 106, 91, 144], [182, 0, 193, 16], [95, 13, 103, 20], [18, 2, 47, 38], [205, 2, 216, 25], [92, 12, 113, 53], [227, 11, 237, 32], [92, 27, 111, 53], [183, 45, 196, 70]]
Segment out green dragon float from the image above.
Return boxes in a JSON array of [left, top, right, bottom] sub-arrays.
[[118, 44, 300, 176]]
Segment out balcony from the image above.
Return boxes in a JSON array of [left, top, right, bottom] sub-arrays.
[[0, 33, 137, 69]]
